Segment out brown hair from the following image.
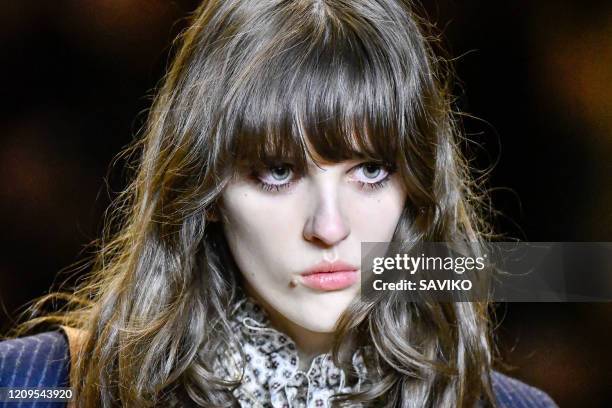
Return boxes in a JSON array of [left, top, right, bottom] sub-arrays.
[[8, 0, 497, 406]]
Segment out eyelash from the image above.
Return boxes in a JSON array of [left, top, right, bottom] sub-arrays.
[[257, 181, 294, 192], [254, 163, 395, 192]]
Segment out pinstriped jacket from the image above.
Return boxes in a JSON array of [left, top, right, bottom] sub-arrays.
[[0, 330, 558, 407]]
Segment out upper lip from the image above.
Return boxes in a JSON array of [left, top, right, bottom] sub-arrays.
[[301, 260, 359, 276]]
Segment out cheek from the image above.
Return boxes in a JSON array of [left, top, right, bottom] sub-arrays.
[[222, 188, 297, 241], [350, 182, 406, 240], [220, 186, 301, 274]]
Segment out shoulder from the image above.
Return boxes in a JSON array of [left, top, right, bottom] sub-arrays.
[[491, 371, 558, 408], [0, 330, 70, 388]]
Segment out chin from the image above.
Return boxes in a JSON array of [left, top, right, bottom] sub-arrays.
[[294, 290, 358, 333], [298, 309, 343, 332]]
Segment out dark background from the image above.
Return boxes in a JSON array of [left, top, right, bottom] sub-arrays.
[[0, 1, 610, 406]]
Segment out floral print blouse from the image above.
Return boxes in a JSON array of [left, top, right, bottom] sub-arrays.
[[213, 295, 368, 408]]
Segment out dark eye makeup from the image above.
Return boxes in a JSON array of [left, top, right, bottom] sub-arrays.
[[250, 161, 397, 193]]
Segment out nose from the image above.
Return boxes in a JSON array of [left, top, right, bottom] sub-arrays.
[[302, 185, 350, 247]]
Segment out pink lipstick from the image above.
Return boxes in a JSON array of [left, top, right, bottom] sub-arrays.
[[300, 261, 359, 291]]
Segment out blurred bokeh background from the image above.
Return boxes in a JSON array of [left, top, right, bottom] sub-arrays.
[[0, 1, 610, 406]]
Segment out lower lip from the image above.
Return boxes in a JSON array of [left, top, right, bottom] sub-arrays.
[[300, 270, 359, 291]]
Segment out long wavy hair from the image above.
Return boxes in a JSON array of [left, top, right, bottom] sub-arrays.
[[8, 0, 498, 406]]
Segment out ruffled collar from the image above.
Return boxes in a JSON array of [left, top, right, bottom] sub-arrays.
[[216, 294, 367, 407]]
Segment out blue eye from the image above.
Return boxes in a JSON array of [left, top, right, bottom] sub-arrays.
[[352, 162, 394, 190], [255, 164, 295, 191], [269, 166, 292, 181], [252, 161, 396, 193], [362, 164, 381, 179]]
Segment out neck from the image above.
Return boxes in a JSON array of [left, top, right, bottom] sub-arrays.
[[271, 313, 335, 371]]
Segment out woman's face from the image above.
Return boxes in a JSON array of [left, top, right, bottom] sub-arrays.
[[220, 151, 407, 333]]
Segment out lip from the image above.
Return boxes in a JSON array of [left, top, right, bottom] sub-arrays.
[[300, 261, 359, 291]]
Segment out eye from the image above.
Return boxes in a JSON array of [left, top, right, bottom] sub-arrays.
[[353, 163, 390, 184], [268, 166, 292, 182], [252, 161, 395, 193], [364, 164, 383, 179], [254, 164, 296, 191]]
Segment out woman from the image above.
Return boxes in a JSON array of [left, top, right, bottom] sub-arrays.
[[0, 0, 558, 407]]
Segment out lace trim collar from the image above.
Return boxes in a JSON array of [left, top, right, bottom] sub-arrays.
[[217, 294, 367, 407]]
